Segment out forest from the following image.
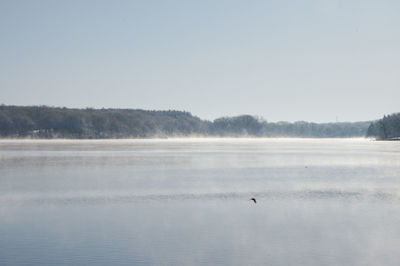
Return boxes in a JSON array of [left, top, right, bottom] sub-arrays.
[[366, 113, 400, 140], [0, 105, 372, 138]]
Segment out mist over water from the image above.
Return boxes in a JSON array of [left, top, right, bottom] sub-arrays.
[[1, 138, 400, 265]]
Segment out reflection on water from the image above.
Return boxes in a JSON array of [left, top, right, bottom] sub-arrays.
[[0, 138, 400, 266]]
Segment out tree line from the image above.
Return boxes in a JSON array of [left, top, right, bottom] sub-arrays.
[[366, 113, 400, 140], [0, 105, 371, 138]]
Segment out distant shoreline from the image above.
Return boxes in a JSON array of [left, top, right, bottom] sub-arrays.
[[0, 137, 372, 142], [0, 105, 372, 139]]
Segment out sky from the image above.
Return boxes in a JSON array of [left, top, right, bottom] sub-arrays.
[[0, 0, 399, 122]]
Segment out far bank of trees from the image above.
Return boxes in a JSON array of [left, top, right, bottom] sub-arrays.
[[366, 113, 400, 140], [210, 115, 370, 138], [0, 105, 371, 139], [0, 105, 208, 138]]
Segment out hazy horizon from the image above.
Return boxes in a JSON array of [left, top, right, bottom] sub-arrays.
[[0, 103, 380, 123], [1, 1, 399, 122]]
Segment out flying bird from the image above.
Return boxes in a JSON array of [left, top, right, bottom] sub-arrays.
[[250, 198, 256, 204]]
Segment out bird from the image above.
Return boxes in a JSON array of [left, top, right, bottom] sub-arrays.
[[250, 198, 256, 204]]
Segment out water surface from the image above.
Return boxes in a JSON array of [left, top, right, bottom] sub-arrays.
[[1, 138, 400, 265]]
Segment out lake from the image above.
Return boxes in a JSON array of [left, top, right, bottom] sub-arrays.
[[0, 138, 400, 266]]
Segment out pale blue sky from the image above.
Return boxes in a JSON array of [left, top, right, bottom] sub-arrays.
[[1, 0, 399, 122]]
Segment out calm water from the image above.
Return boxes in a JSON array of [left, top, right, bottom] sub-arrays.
[[0, 138, 400, 266]]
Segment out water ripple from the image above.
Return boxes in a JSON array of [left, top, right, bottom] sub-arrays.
[[1, 189, 399, 206]]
